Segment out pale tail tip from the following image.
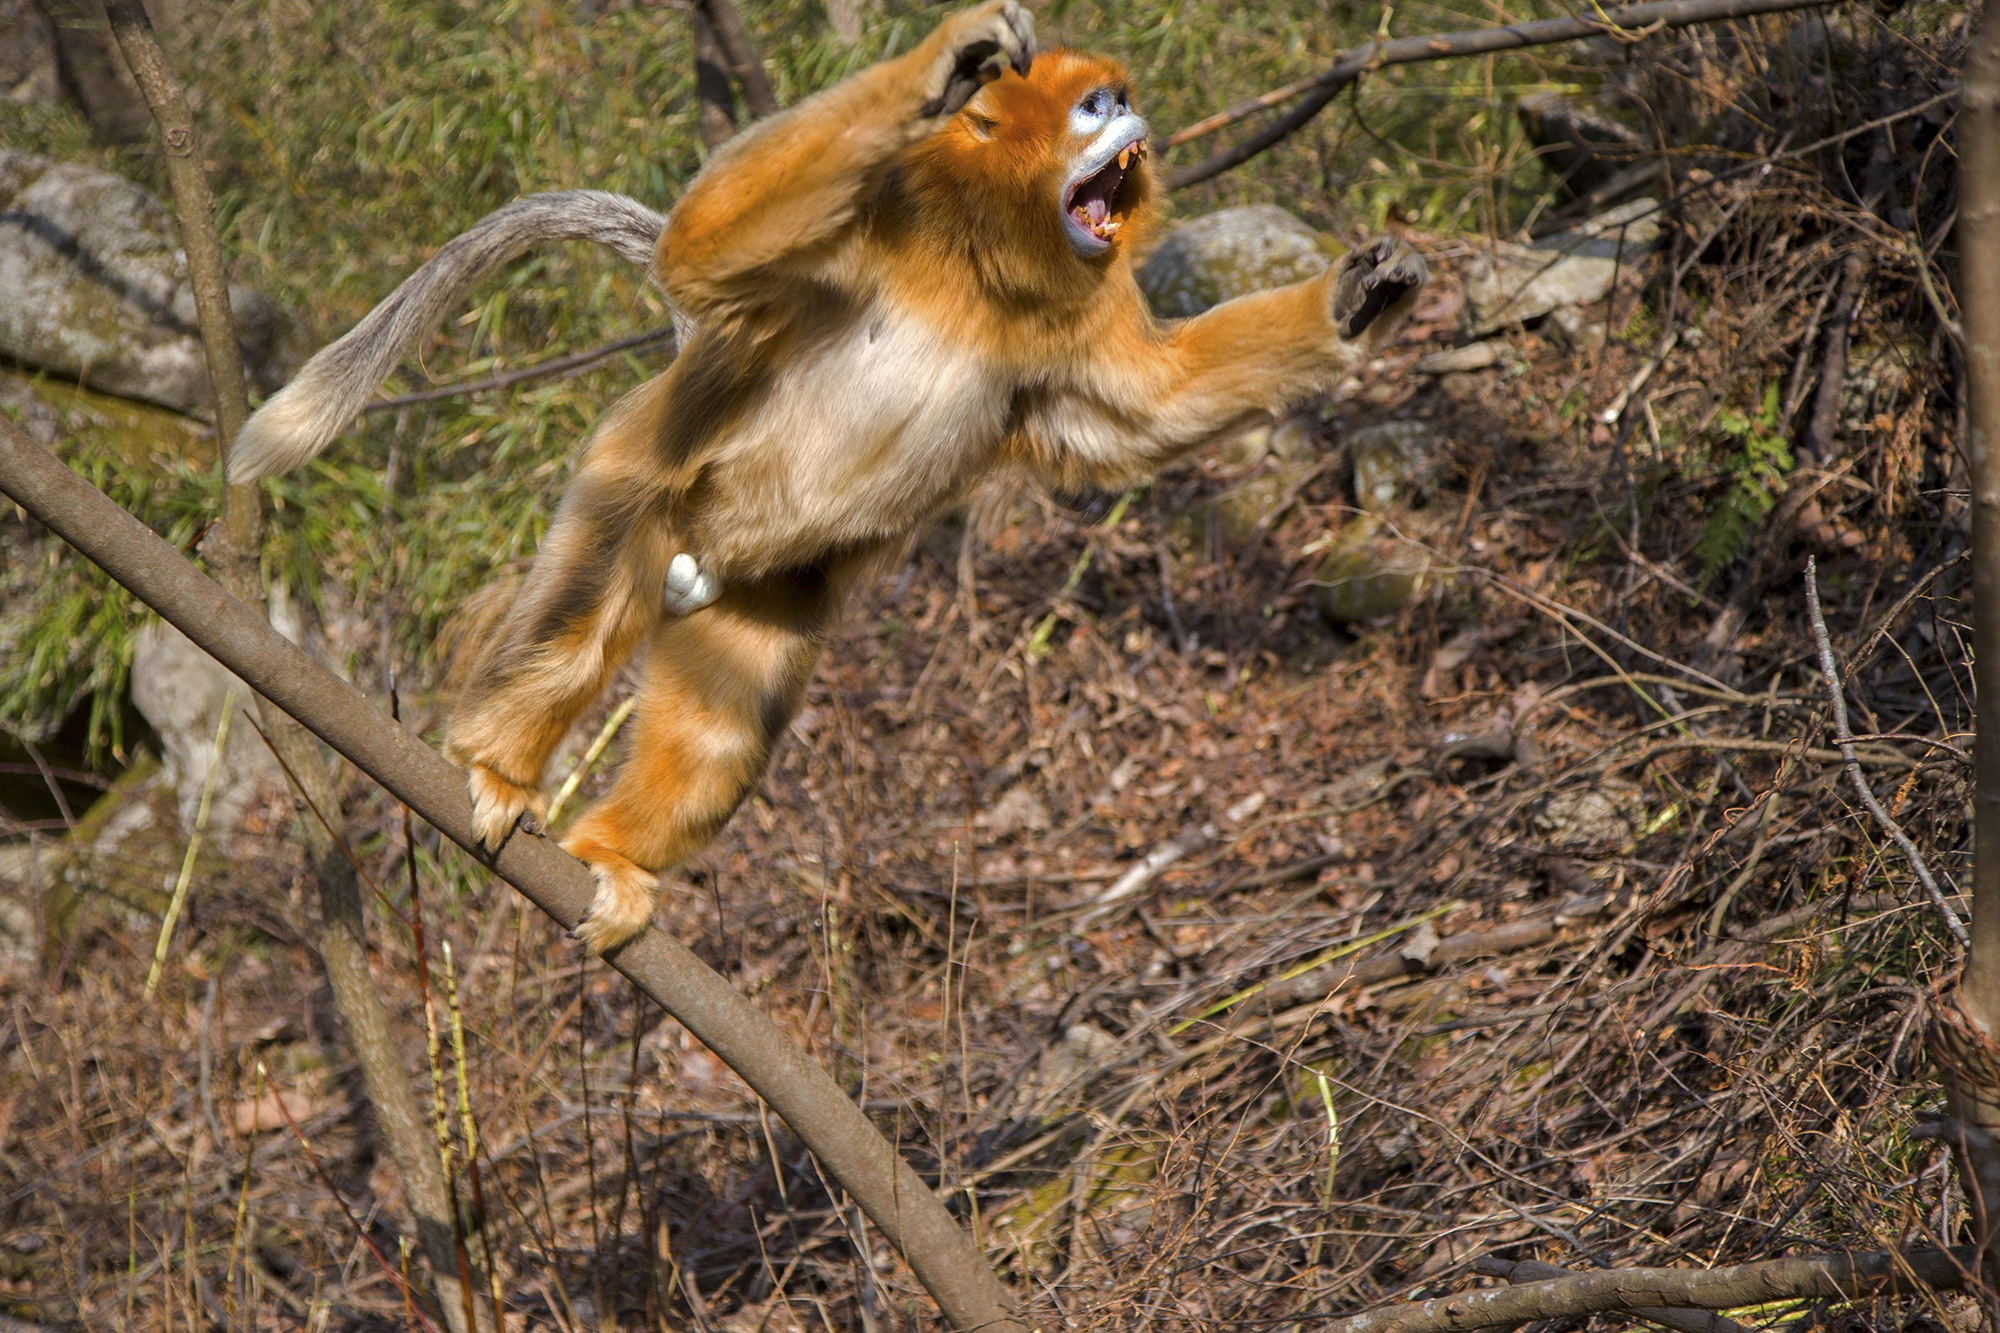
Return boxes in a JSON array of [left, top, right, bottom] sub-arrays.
[[226, 387, 338, 484]]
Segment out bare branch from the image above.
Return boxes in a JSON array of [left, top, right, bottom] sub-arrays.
[[1803, 557, 1969, 948], [1472, 1257, 1749, 1333], [98, 8, 484, 1325], [1959, 0, 2000, 1038], [698, 0, 778, 120], [1163, 0, 1839, 191], [364, 328, 676, 413]]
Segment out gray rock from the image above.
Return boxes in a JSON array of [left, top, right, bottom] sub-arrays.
[[1532, 785, 1643, 852], [1311, 515, 1433, 625], [1138, 204, 1344, 319], [129, 621, 282, 842], [1349, 420, 1438, 512], [1534, 196, 1662, 261], [0, 149, 301, 416], [0, 374, 60, 445], [1215, 416, 1317, 470], [1516, 92, 1646, 200], [1462, 198, 1661, 336]]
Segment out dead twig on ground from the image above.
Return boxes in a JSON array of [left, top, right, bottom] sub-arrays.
[[1324, 1247, 1976, 1333], [1472, 1257, 1748, 1333], [1803, 557, 1967, 947]]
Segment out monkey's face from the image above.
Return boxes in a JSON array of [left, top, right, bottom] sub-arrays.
[[1056, 83, 1149, 258], [911, 50, 1156, 287]]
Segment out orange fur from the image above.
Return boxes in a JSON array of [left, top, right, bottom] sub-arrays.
[[447, 0, 1426, 951]]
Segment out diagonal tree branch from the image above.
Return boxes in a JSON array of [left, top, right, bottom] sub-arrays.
[[0, 416, 1030, 1333]]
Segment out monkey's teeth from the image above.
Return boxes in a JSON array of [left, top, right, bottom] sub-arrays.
[[1118, 145, 1132, 169]]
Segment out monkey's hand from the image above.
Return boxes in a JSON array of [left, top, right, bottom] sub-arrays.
[[1329, 236, 1429, 343], [466, 762, 549, 852], [662, 552, 722, 616], [918, 0, 1035, 121]]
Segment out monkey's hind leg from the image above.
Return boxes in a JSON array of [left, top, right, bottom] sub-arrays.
[[445, 469, 673, 852], [559, 570, 840, 953]]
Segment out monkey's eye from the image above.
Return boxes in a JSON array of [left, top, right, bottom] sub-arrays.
[[1070, 87, 1116, 135]]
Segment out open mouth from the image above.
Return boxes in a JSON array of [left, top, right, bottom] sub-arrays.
[[1063, 120, 1148, 255]]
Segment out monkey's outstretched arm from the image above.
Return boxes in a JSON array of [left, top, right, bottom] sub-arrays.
[[658, 0, 1033, 315], [1014, 238, 1428, 492]]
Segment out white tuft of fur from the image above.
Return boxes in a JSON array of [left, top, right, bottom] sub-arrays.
[[226, 190, 668, 483], [229, 360, 366, 482]]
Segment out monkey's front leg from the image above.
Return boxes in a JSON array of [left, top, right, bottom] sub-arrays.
[[658, 0, 1033, 311]]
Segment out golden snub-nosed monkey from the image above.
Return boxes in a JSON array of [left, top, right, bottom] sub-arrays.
[[229, 0, 1428, 952]]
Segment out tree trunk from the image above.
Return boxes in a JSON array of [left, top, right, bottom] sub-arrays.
[[98, 6, 482, 1328], [1934, 0, 2000, 1316]]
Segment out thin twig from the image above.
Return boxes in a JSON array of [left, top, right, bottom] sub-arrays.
[[1164, 0, 1837, 190], [1804, 556, 1968, 947], [363, 329, 675, 413]]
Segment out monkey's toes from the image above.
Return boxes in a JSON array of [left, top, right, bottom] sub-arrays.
[[466, 764, 547, 853], [568, 857, 661, 954], [1331, 237, 1429, 341]]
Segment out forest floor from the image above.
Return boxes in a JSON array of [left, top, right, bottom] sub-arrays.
[[0, 0, 1979, 1330]]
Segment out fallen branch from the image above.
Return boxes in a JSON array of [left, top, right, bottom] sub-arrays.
[[1804, 557, 1968, 948], [1164, 0, 1835, 191], [1473, 1257, 1747, 1333], [1325, 1246, 1976, 1333], [0, 417, 1027, 1333], [1252, 891, 1622, 1013]]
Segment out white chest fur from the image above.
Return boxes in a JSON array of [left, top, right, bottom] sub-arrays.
[[707, 308, 1011, 570]]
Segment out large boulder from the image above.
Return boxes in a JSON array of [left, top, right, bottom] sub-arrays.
[[1138, 204, 1345, 319], [0, 149, 301, 416]]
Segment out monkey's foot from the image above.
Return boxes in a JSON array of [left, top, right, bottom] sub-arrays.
[[921, 0, 1035, 119], [662, 552, 722, 615], [465, 763, 548, 852], [563, 847, 661, 954], [1331, 236, 1429, 342]]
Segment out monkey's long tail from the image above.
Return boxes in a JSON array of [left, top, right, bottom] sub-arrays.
[[228, 190, 667, 483]]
